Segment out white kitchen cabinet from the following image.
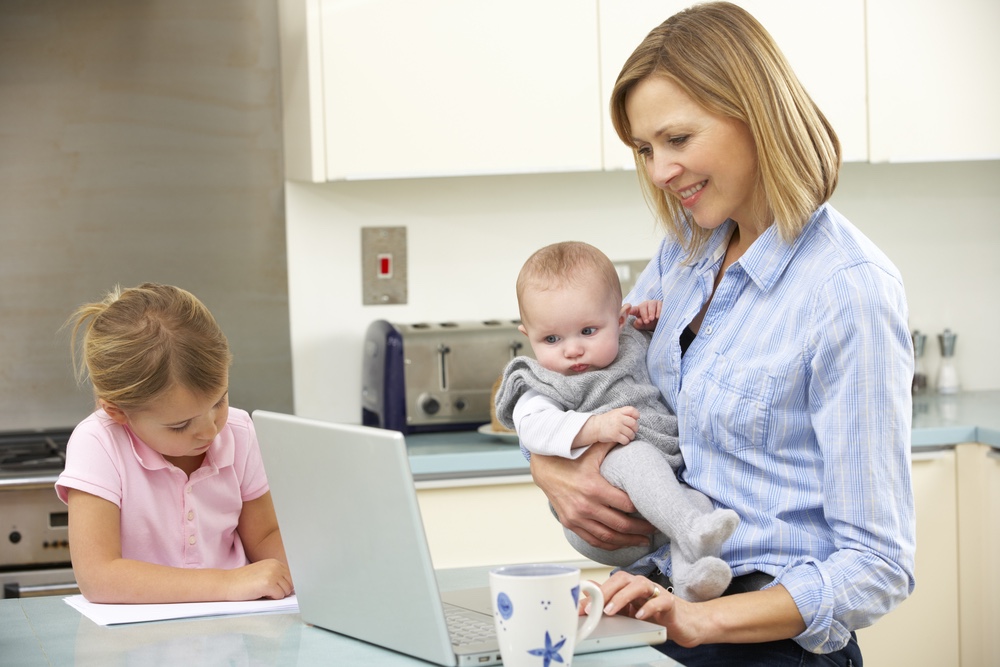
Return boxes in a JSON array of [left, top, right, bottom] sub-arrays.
[[956, 443, 1000, 666], [280, 0, 869, 182], [856, 449, 961, 666], [867, 0, 1000, 162], [415, 476, 585, 569], [598, 0, 869, 170], [280, 0, 602, 181]]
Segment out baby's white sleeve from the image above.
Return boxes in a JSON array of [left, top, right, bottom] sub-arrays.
[[512, 389, 592, 459]]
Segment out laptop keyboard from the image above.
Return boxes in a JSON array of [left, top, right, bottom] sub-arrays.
[[444, 604, 496, 646]]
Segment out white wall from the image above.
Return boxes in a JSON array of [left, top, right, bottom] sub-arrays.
[[286, 161, 1000, 423]]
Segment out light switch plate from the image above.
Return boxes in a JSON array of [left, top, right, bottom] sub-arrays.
[[361, 226, 408, 305], [613, 259, 650, 297]]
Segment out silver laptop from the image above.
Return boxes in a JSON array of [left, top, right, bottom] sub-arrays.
[[252, 410, 666, 666]]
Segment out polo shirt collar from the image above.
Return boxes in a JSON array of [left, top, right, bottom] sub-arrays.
[[124, 424, 234, 472]]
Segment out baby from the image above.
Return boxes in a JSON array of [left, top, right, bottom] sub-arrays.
[[495, 241, 737, 601]]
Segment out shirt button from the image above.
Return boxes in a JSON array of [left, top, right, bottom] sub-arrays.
[[187, 511, 194, 521], [186, 486, 192, 494], [188, 535, 196, 545], [703, 325, 713, 335]]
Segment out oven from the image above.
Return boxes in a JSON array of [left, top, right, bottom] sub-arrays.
[[0, 429, 79, 598]]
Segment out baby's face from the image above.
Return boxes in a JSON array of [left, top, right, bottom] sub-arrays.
[[519, 280, 624, 376]]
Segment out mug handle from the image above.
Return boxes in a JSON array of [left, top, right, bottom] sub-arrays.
[[574, 580, 604, 646]]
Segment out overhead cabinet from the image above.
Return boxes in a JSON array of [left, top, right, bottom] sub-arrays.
[[280, 0, 602, 181], [598, 0, 868, 169], [866, 0, 1000, 162], [279, 0, 995, 182]]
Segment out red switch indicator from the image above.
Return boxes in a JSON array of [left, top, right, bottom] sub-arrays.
[[377, 253, 393, 279]]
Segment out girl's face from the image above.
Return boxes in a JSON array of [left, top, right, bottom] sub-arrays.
[[625, 75, 765, 232], [103, 377, 229, 464], [518, 275, 626, 376]]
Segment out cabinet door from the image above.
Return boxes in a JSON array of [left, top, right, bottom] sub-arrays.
[[415, 477, 585, 569], [599, 0, 868, 171], [956, 444, 1000, 666], [867, 0, 1000, 162], [318, 0, 601, 180], [856, 450, 960, 667]]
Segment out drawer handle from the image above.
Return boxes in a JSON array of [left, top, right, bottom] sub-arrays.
[[3, 582, 80, 599]]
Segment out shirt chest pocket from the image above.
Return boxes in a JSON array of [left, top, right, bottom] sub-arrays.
[[691, 353, 776, 453]]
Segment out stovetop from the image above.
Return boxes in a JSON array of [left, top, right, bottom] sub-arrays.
[[0, 430, 72, 481]]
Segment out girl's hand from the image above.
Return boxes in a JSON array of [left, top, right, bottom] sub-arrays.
[[226, 559, 294, 601], [529, 443, 654, 550]]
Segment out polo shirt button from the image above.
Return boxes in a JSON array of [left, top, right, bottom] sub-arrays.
[[188, 535, 196, 545], [186, 486, 192, 494], [187, 511, 194, 521]]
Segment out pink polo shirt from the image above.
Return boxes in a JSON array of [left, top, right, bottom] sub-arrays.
[[55, 407, 269, 570]]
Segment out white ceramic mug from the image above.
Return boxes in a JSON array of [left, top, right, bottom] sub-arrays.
[[489, 564, 604, 667]]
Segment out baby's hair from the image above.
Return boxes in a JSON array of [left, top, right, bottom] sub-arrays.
[[67, 283, 232, 412], [516, 242, 623, 321]]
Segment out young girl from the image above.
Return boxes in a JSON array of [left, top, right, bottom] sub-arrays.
[[56, 283, 293, 604]]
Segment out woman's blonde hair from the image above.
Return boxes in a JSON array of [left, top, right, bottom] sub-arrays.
[[610, 1, 841, 258], [516, 241, 622, 322], [67, 283, 232, 411]]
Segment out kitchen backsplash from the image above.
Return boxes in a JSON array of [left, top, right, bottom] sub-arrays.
[[284, 160, 1000, 425], [0, 0, 293, 431]]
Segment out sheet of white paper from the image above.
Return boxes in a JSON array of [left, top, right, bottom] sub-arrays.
[[63, 594, 299, 626]]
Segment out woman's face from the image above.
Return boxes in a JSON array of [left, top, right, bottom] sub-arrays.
[[625, 75, 764, 232]]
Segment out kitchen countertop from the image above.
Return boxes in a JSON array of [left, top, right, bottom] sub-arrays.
[[408, 390, 1000, 481], [1, 567, 676, 667]]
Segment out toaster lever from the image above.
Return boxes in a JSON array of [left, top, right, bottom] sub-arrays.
[[437, 344, 450, 389]]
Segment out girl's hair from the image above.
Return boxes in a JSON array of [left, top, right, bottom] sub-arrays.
[[610, 1, 841, 258], [67, 283, 232, 411], [516, 241, 622, 321]]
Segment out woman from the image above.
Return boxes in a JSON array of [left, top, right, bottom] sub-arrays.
[[529, 3, 915, 664]]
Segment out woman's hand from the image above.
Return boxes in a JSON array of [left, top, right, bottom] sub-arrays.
[[529, 442, 654, 550], [594, 570, 807, 648], [226, 559, 294, 601], [595, 570, 707, 648]]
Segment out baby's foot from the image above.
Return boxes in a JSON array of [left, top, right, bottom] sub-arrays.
[[687, 509, 739, 558], [672, 556, 732, 602]]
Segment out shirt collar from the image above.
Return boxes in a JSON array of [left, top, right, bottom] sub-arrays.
[[698, 203, 828, 292], [122, 423, 234, 472]]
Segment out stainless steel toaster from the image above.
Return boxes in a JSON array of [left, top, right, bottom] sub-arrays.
[[361, 319, 533, 433]]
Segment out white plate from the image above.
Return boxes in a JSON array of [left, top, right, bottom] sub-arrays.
[[477, 423, 519, 443]]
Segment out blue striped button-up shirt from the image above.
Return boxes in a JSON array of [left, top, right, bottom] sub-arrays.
[[628, 203, 916, 653]]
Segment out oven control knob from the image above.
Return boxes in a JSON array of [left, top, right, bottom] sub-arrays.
[[419, 394, 440, 415], [8, 530, 21, 544]]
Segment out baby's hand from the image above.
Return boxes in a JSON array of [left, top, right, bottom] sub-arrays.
[[226, 559, 294, 601], [630, 300, 662, 330], [590, 406, 640, 446]]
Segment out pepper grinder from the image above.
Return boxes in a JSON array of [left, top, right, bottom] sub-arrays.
[[936, 329, 960, 394], [911, 331, 928, 394]]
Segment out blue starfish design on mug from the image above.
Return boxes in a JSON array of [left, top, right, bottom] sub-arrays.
[[527, 631, 566, 666], [496, 592, 513, 620]]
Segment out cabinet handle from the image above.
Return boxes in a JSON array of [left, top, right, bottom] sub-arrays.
[[911, 449, 951, 462]]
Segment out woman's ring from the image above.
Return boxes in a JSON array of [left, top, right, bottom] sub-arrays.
[[650, 585, 660, 599]]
